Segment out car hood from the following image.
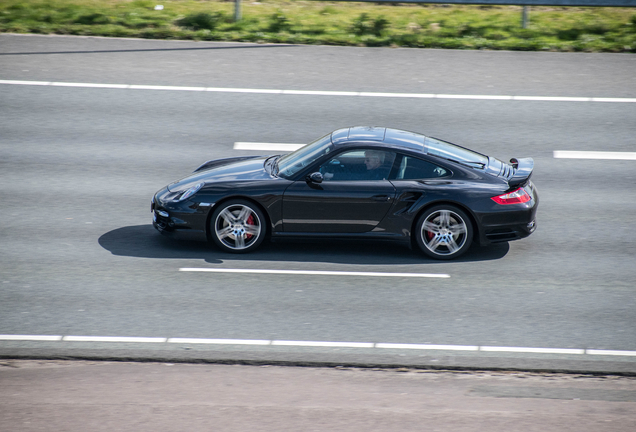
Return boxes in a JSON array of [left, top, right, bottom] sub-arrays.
[[167, 156, 272, 192]]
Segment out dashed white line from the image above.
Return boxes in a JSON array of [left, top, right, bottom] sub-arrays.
[[554, 151, 636, 160], [2, 80, 635, 103], [178, 268, 451, 279], [3, 335, 636, 358]]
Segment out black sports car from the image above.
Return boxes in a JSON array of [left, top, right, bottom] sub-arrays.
[[152, 127, 538, 260]]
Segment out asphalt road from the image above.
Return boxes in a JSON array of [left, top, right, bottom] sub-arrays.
[[1, 34, 635, 373]]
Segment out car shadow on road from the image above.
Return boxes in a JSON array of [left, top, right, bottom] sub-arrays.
[[98, 225, 509, 265]]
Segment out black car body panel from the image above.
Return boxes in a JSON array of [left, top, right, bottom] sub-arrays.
[[152, 127, 538, 258]]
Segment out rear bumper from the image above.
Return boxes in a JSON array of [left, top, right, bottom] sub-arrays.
[[475, 181, 539, 245], [481, 218, 537, 244]]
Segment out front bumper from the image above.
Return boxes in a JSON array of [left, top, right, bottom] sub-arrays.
[[151, 187, 210, 242]]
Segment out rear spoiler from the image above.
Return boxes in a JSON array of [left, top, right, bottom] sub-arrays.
[[508, 157, 534, 188]]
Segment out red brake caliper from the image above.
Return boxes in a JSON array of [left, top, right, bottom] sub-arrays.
[[245, 215, 254, 240], [426, 218, 435, 240]]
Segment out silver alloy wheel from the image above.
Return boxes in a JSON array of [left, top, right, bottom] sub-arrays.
[[420, 209, 468, 256], [214, 204, 262, 251]]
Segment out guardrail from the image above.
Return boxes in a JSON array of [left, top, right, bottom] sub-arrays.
[[234, 0, 635, 26]]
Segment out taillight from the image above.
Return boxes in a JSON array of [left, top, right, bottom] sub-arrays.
[[491, 187, 531, 205]]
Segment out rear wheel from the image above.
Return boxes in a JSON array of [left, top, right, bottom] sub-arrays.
[[210, 200, 266, 253], [415, 205, 473, 260]]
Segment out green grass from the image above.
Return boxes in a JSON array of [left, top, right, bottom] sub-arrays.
[[1, 0, 635, 52]]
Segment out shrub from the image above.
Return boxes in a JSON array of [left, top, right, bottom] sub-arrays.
[[484, 29, 510, 40], [175, 12, 226, 31], [269, 12, 292, 33], [74, 13, 110, 25], [351, 13, 390, 37]]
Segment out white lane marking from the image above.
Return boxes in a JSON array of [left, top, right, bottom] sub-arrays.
[[514, 96, 590, 102], [272, 340, 374, 348], [168, 338, 271, 345], [586, 349, 636, 357], [554, 151, 636, 160], [179, 268, 451, 279], [1, 80, 635, 103], [62, 336, 167, 343], [3, 335, 636, 357], [0, 334, 62, 341], [234, 142, 305, 151], [480, 346, 585, 355], [376, 343, 479, 351]]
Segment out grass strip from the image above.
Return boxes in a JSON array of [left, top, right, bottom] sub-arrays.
[[1, 0, 635, 52]]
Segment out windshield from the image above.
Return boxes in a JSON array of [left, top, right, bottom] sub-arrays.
[[277, 133, 333, 178], [425, 137, 488, 168]]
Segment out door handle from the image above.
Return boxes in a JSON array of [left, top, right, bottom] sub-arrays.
[[371, 195, 391, 202]]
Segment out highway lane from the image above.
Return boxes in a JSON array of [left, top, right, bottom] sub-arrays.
[[1, 34, 635, 97], [1, 35, 635, 372]]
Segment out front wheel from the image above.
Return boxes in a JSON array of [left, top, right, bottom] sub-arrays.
[[210, 200, 266, 253], [414, 205, 473, 260]]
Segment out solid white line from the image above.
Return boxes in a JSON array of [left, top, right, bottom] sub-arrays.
[[178, 268, 451, 278], [437, 94, 513, 100], [1, 80, 635, 103], [376, 343, 479, 351], [206, 87, 282, 94], [480, 346, 585, 355], [282, 89, 358, 96], [0, 334, 62, 341], [586, 349, 636, 356], [234, 142, 305, 151], [554, 151, 636, 160], [0, 80, 52, 86], [63, 336, 167, 343], [514, 96, 591, 102], [168, 338, 270, 345], [592, 97, 636, 103], [129, 84, 206, 91], [2, 335, 636, 357], [272, 340, 374, 348], [359, 92, 435, 98]]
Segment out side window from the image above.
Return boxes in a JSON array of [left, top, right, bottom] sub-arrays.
[[395, 155, 449, 180], [319, 149, 396, 181]]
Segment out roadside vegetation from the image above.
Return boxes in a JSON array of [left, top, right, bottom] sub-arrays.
[[1, 0, 635, 52]]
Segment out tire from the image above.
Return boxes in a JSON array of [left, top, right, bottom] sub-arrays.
[[210, 199, 266, 253], [414, 205, 473, 260]]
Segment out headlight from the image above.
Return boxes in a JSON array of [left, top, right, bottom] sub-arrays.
[[177, 183, 204, 202]]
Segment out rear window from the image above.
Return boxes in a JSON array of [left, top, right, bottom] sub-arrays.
[[395, 156, 449, 180], [425, 137, 488, 167]]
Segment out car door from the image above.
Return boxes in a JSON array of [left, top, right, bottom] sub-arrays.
[[282, 149, 397, 233]]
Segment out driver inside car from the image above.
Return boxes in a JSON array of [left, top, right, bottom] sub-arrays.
[[322, 150, 391, 181]]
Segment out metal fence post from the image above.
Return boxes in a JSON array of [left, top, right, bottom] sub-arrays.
[[522, 6, 529, 28], [235, 0, 242, 22]]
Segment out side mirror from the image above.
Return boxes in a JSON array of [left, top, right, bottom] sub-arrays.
[[306, 172, 323, 184]]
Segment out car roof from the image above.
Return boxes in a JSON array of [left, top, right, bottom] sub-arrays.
[[331, 127, 426, 153]]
